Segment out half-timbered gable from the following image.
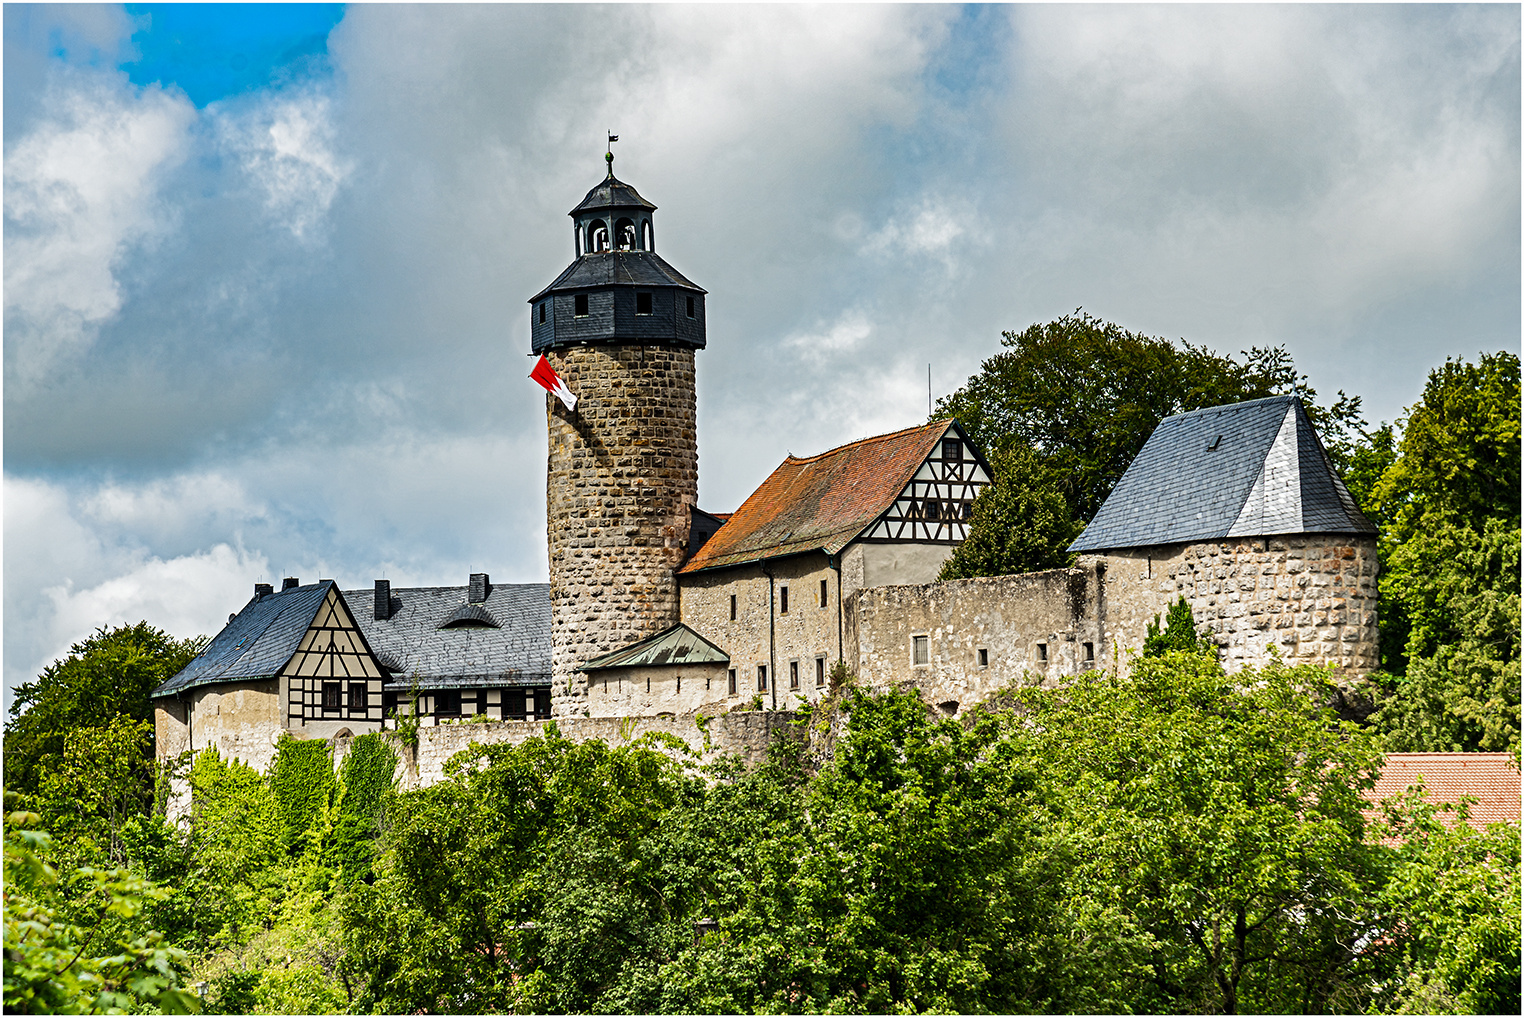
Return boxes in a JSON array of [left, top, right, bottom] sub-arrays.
[[282, 583, 387, 736], [859, 425, 992, 544]]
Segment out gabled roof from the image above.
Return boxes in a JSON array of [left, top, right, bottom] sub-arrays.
[[153, 581, 339, 697], [1368, 752, 1520, 832], [679, 420, 955, 574], [1070, 395, 1375, 552], [578, 623, 730, 672], [528, 250, 706, 302], [570, 173, 656, 214], [344, 582, 551, 689]]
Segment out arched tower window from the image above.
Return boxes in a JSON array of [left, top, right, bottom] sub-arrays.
[[642, 219, 654, 252], [615, 218, 637, 251], [575, 224, 584, 257], [587, 219, 609, 253]]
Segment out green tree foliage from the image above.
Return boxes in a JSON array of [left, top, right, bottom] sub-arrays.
[[270, 735, 337, 853], [3, 798, 199, 1014], [1142, 596, 1212, 657], [935, 311, 1364, 522], [32, 716, 156, 865], [1354, 352, 1522, 752], [4, 623, 203, 795], [938, 442, 1084, 579]]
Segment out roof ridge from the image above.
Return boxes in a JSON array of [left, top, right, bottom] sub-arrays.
[[784, 419, 951, 465], [1161, 393, 1297, 423]]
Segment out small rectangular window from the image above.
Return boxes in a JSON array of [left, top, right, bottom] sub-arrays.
[[1037, 643, 1048, 662], [913, 635, 929, 666], [943, 437, 962, 461], [349, 682, 367, 712], [636, 292, 652, 315], [728, 668, 737, 695], [816, 656, 826, 687], [1084, 642, 1095, 662], [574, 293, 589, 316], [686, 295, 695, 318], [435, 689, 462, 716], [538, 302, 546, 324], [790, 661, 799, 690], [323, 682, 342, 710], [729, 594, 737, 621], [780, 586, 789, 614], [977, 649, 989, 668], [820, 579, 828, 608], [757, 665, 768, 692]]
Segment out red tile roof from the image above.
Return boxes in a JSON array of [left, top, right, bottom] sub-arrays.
[[680, 420, 953, 574], [1367, 752, 1520, 832]]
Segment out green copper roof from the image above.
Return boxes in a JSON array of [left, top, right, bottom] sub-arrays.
[[578, 623, 730, 672]]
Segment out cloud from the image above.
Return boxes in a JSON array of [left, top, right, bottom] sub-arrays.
[[3, 72, 194, 385], [215, 90, 350, 241]]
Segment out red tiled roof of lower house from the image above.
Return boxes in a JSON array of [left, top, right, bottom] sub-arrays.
[[1366, 752, 1521, 834], [679, 420, 952, 574]]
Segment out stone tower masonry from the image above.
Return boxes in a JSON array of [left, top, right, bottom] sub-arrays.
[[529, 154, 708, 714]]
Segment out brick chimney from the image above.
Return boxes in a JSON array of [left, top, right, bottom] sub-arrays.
[[469, 572, 491, 604], [374, 579, 392, 620]]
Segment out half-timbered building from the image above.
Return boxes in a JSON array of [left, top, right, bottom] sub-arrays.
[[665, 419, 992, 709]]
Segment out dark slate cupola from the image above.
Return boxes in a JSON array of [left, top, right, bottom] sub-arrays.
[[529, 154, 707, 353]]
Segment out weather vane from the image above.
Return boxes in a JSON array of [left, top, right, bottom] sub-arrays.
[[606, 131, 618, 174]]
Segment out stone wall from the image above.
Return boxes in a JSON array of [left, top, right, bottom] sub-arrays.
[[1083, 534, 1379, 677], [335, 710, 800, 791], [155, 680, 283, 773], [584, 661, 734, 717], [847, 567, 1106, 710], [545, 345, 698, 715], [679, 553, 843, 710], [845, 535, 1380, 703]]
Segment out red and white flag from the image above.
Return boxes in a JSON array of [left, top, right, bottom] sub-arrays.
[[530, 355, 577, 411]]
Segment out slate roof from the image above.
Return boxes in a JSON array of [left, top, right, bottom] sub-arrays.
[[1367, 753, 1520, 833], [344, 582, 551, 690], [152, 582, 338, 698], [680, 420, 953, 574], [529, 250, 706, 301], [578, 623, 731, 671], [1069, 395, 1375, 552], [570, 173, 657, 214]]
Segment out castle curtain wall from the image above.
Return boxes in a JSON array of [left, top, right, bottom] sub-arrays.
[[583, 661, 731, 717]]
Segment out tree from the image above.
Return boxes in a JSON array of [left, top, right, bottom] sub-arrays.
[[938, 442, 1083, 579], [1143, 596, 1212, 658], [4, 623, 204, 795], [935, 311, 1364, 522]]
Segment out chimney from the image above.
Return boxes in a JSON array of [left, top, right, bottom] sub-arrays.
[[282, 577, 299, 590], [469, 572, 490, 604], [374, 579, 392, 620], [254, 582, 274, 599]]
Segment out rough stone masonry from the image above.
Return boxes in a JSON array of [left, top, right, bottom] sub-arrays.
[[545, 344, 698, 714]]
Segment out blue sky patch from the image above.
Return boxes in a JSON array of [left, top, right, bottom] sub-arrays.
[[122, 3, 345, 106]]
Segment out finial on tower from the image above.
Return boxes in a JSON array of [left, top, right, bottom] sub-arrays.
[[606, 132, 618, 176]]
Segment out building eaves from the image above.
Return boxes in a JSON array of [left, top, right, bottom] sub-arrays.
[[529, 251, 706, 302], [152, 581, 334, 698], [578, 623, 731, 671]]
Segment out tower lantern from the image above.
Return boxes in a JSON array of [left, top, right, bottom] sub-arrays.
[[530, 159, 707, 713]]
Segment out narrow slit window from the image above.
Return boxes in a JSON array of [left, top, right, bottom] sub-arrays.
[[815, 657, 826, 687], [1037, 643, 1048, 662], [729, 594, 737, 621], [646, 676, 651, 692], [728, 668, 737, 695], [574, 293, 589, 316], [636, 292, 653, 315], [790, 661, 799, 690], [780, 586, 789, 614], [757, 665, 768, 692], [913, 635, 929, 666], [820, 579, 828, 608]]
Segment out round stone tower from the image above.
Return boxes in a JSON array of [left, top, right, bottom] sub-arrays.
[[529, 155, 707, 714]]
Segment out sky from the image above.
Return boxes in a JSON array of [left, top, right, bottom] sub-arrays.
[[4, 3, 1519, 711]]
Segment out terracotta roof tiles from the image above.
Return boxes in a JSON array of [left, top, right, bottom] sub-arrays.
[[1366, 752, 1520, 833], [680, 420, 953, 574]]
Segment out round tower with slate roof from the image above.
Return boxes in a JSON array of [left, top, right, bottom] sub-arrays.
[[529, 152, 706, 713]]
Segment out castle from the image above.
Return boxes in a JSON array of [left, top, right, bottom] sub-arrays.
[[152, 162, 1379, 776]]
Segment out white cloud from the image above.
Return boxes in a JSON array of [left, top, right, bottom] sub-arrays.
[[3, 74, 194, 384], [216, 91, 350, 241]]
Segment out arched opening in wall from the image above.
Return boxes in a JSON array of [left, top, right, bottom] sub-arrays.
[[642, 219, 653, 250], [615, 218, 637, 250], [587, 219, 609, 252], [575, 224, 584, 256]]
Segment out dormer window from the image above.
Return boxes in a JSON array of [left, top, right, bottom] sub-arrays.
[[636, 292, 652, 315], [574, 293, 589, 316]]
